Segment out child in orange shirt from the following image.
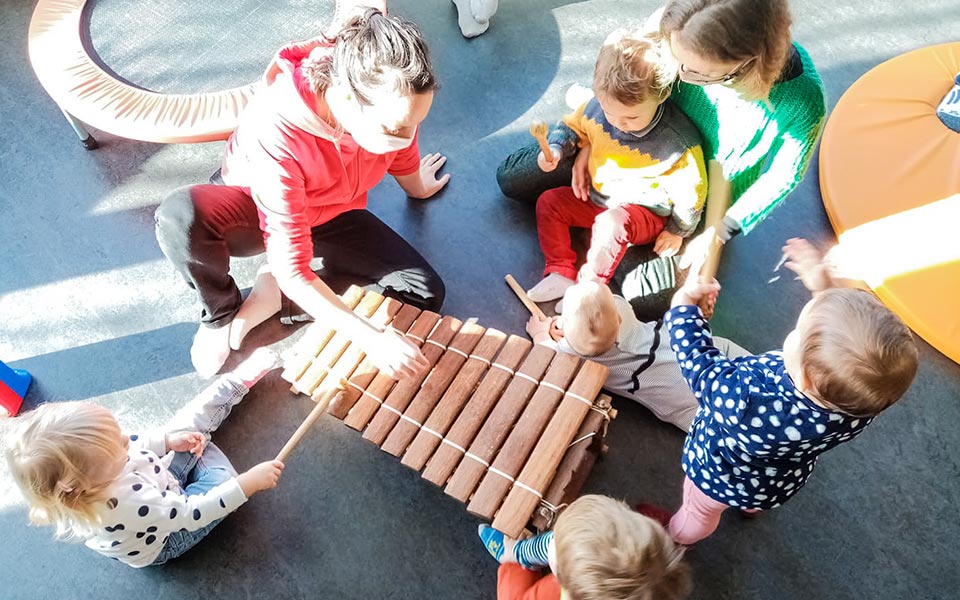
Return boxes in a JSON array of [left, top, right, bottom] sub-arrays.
[[479, 495, 691, 600]]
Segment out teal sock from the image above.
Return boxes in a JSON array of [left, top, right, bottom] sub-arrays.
[[937, 72, 960, 132], [478, 524, 508, 563]]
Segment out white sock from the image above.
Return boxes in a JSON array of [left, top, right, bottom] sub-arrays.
[[231, 347, 281, 388], [452, 0, 490, 37], [229, 267, 282, 351], [471, 0, 498, 22], [527, 273, 575, 302], [191, 324, 232, 378]]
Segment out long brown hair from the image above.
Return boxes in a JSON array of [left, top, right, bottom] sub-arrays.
[[660, 0, 793, 100], [302, 8, 438, 103]]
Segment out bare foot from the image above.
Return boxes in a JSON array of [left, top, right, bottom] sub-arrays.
[[191, 324, 232, 378], [229, 267, 282, 351]]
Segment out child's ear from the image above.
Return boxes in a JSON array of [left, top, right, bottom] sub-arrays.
[[555, 316, 564, 331]]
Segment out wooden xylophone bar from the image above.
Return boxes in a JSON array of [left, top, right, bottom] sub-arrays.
[[282, 286, 613, 538]]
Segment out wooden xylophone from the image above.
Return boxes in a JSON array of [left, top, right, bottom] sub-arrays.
[[280, 285, 615, 538]]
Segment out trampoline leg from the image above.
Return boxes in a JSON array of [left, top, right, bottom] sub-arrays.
[[60, 109, 98, 150]]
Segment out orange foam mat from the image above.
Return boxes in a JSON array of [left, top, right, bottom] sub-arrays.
[[28, 0, 258, 143], [819, 43, 960, 363]]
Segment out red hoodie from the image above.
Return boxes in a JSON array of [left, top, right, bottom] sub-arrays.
[[220, 39, 422, 284]]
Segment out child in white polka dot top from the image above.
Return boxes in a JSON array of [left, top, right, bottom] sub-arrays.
[[5, 348, 284, 567], [662, 239, 918, 545]]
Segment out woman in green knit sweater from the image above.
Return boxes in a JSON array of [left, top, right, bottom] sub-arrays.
[[497, 0, 826, 319]]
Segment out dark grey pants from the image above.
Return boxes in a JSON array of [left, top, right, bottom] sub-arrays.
[[155, 184, 445, 327], [496, 141, 687, 321]]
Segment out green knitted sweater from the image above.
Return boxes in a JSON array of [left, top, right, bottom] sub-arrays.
[[670, 43, 827, 235]]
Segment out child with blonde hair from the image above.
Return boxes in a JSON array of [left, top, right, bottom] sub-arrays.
[[5, 348, 284, 567], [527, 280, 747, 431], [654, 238, 919, 544], [478, 494, 691, 600], [526, 28, 707, 306]]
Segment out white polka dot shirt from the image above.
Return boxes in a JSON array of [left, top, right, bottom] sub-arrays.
[[666, 305, 871, 510], [84, 432, 247, 567]]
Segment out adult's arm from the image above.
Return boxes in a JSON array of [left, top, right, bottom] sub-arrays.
[[724, 110, 825, 236], [252, 147, 427, 379]]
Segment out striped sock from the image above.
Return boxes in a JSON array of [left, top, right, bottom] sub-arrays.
[[512, 531, 554, 569], [937, 72, 960, 132]]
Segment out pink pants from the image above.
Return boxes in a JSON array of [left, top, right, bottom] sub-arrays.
[[535, 186, 666, 283], [668, 476, 731, 545]]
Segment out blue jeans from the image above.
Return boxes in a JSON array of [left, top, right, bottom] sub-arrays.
[[151, 373, 248, 565], [152, 443, 236, 564], [496, 138, 689, 321]]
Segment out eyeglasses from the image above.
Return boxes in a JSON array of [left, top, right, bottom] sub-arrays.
[[679, 56, 756, 85]]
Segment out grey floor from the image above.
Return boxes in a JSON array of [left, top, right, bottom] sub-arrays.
[[2, 0, 959, 598]]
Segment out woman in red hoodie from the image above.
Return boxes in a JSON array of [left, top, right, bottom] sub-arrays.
[[155, 9, 450, 378]]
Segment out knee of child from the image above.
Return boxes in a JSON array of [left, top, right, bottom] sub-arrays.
[[154, 186, 198, 236], [592, 207, 630, 239], [534, 187, 568, 217]]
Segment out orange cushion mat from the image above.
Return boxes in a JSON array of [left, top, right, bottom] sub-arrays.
[[819, 43, 960, 363], [27, 0, 258, 143]]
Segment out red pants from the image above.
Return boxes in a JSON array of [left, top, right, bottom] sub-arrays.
[[536, 187, 667, 283]]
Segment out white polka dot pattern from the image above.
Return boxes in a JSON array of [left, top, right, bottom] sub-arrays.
[[665, 306, 872, 510]]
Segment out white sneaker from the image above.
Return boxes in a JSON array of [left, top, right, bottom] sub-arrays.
[[527, 273, 575, 303], [565, 83, 594, 110]]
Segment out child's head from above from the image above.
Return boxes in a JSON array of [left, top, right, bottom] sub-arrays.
[[554, 495, 691, 600], [659, 0, 794, 101], [592, 29, 677, 133], [782, 288, 919, 418], [302, 8, 439, 154], [5, 401, 128, 538], [560, 281, 621, 357]]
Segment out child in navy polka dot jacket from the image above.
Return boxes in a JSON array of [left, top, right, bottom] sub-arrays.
[[4, 348, 284, 567], [661, 239, 919, 545]]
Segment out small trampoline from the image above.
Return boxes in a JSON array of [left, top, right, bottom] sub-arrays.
[[819, 42, 960, 364], [27, 0, 335, 146]]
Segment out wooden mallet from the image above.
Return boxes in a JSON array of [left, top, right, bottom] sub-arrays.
[[505, 274, 563, 341], [691, 159, 732, 317], [529, 120, 553, 159], [275, 380, 346, 462]]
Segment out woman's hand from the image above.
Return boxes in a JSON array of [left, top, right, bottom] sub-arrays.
[[364, 329, 431, 380], [571, 146, 592, 201], [397, 153, 451, 199], [678, 226, 721, 271]]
